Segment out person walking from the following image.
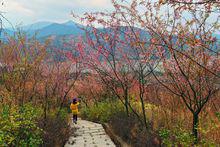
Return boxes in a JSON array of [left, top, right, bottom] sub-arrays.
[[70, 98, 79, 124]]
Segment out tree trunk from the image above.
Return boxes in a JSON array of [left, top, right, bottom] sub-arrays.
[[140, 95, 148, 130], [139, 79, 148, 130], [192, 113, 199, 144], [139, 68, 148, 130], [44, 86, 48, 126], [124, 87, 129, 117]]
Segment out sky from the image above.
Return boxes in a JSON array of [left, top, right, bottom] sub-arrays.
[[0, 0, 113, 27]]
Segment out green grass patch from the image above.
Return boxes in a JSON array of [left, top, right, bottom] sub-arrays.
[[80, 100, 124, 123]]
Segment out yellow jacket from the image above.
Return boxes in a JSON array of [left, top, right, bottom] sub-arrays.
[[70, 102, 79, 114]]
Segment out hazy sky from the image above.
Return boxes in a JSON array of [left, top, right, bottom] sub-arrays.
[[1, 0, 113, 27]]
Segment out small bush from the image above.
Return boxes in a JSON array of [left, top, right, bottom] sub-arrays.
[[0, 104, 43, 146], [110, 110, 160, 147], [159, 127, 196, 146], [216, 112, 220, 121], [0, 104, 71, 147], [80, 100, 124, 123], [38, 108, 71, 147]]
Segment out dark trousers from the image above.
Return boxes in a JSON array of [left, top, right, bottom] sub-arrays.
[[73, 114, 77, 122]]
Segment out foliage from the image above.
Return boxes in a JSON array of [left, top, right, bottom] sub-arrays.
[[81, 100, 160, 146], [159, 126, 219, 146], [110, 107, 160, 146], [159, 128, 194, 146], [0, 102, 70, 147], [0, 0, 220, 146], [216, 112, 220, 121], [75, 0, 220, 144], [0, 32, 79, 146], [80, 100, 124, 123], [0, 103, 43, 146], [38, 108, 71, 147]]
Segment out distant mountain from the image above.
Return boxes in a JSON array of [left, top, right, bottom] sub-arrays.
[[35, 21, 84, 38], [22, 21, 53, 31], [3, 20, 85, 38], [1, 21, 219, 63], [62, 20, 78, 27], [0, 29, 15, 40], [1, 29, 14, 36]]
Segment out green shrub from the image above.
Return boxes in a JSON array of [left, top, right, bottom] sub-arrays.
[[159, 126, 220, 146], [38, 108, 70, 147], [110, 109, 160, 146], [159, 128, 195, 146], [59, 107, 69, 120], [159, 128, 171, 145], [51, 107, 69, 121], [0, 103, 43, 146], [216, 112, 220, 121], [80, 100, 124, 123]]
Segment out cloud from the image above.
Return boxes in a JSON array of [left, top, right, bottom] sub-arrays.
[[73, 0, 111, 9], [3, 0, 34, 16], [1, 0, 113, 27]]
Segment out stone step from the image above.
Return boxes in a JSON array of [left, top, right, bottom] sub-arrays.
[[65, 118, 116, 147]]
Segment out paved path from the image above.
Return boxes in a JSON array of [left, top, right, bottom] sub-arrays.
[[65, 118, 116, 147]]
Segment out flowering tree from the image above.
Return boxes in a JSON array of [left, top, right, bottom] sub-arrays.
[[162, 0, 220, 6], [156, 50, 219, 143], [75, 75, 105, 106], [154, 1, 220, 142], [0, 33, 48, 106], [0, 32, 82, 123], [39, 40, 83, 118], [73, 1, 165, 129], [137, 0, 220, 143], [80, 26, 138, 117], [74, 0, 220, 143]]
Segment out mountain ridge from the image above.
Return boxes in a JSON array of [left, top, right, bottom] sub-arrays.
[[3, 20, 84, 38]]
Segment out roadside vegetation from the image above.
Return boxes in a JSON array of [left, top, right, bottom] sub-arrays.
[[0, 33, 79, 146], [0, 0, 220, 146]]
